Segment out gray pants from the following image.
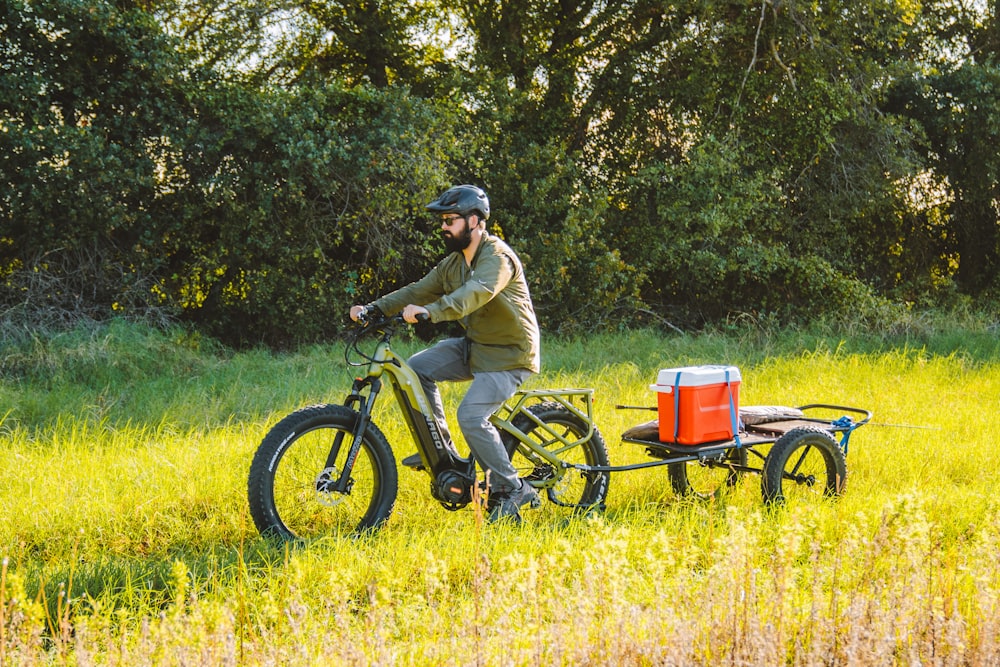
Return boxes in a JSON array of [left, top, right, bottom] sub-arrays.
[[409, 337, 532, 493]]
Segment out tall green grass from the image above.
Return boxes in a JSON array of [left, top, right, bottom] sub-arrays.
[[2, 319, 999, 664]]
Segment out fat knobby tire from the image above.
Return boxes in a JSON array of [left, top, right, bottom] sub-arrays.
[[505, 402, 610, 511], [247, 403, 398, 541], [761, 426, 846, 504]]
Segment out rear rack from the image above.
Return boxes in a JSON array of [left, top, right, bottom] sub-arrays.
[[491, 388, 596, 457]]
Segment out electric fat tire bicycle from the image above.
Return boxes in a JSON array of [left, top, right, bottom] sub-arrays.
[[247, 314, 611, 541]]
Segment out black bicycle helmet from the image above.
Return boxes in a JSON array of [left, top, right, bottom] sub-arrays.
[[425, 185, 490, 220]]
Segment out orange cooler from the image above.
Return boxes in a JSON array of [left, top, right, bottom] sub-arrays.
[[650, 365, 741, 444]]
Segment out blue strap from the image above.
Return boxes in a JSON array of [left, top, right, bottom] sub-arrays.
[[673, 371, 682, 443], [831, 415, 854, 454], [725, 368, 742, 448], [831, 416, 853, 429]]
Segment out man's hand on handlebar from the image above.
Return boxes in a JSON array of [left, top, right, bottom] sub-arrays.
[[350, 304, 386, 326], [401, 304, 429, 323]]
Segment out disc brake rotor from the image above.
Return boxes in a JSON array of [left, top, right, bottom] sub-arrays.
[[314, 467, 351, 507]]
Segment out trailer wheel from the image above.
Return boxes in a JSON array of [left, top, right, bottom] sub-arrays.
[[668, 447, 747, 500], [762, 427, 846, 504]]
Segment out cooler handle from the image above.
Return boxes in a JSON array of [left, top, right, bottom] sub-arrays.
[[726, 368, 742, 448], [673, 371, 682, 443]]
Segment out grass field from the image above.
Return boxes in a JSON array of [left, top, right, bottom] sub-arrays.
[[2, 318, 999, 665]]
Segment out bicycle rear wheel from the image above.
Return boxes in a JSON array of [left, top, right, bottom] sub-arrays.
[[248, 404, 398, 541], [502, 402, 610, 511]]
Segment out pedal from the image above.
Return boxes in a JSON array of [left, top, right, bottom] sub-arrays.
[[401, 453, 426, 470], [524, 464, 555, 483]]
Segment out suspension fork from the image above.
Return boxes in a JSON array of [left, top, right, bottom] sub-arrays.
[[325, 377, 382, 493]]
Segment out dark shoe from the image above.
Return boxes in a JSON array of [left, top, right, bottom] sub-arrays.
[[487, 480, 541, 524], [401, 453, 425, 470]]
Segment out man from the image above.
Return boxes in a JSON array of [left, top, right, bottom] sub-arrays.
[[349, 185, 542, 523]]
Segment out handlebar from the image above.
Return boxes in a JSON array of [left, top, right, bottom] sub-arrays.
[[356, 306, 429, 327], [346, 309, 430, 367]]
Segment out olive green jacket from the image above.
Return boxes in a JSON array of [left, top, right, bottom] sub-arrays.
[[373, 233, 540, 373]]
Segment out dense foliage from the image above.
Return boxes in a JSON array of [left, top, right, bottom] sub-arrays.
[[2, 0, 999, 345]]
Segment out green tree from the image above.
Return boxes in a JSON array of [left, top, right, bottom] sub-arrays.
[[454, 1, 700, 330], [161, 83, 460, 346], [885, 1, 1000, 296], [1, 0, 196, 318], [261, 0, 451, 92], [0, 0, 461, 345], [582, 0, 942, 324], [450, 0, 932, 327], [889, 65, 1000, 296], [152, 0, 293, 80]]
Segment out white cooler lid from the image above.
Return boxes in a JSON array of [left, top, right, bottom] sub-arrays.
[[650, 365, 741, 392]]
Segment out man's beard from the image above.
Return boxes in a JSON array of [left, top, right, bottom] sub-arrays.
[[442, 220, 473, 253]]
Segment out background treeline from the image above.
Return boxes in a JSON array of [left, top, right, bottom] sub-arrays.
[[2, 0, 999, 347]]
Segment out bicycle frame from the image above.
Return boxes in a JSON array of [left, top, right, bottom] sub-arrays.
[[349, 327, 474, 478], [337, 317, 600, 503]]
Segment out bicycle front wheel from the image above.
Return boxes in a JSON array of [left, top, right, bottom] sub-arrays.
[[248, 404, 398, 541], [503, 402, 610, 511]]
